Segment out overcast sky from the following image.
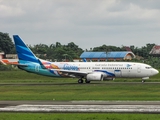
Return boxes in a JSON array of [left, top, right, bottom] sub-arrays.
[[1, 0, 160, 50]]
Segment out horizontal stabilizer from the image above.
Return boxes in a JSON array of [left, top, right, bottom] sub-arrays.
[[8, 63, 28, 67]]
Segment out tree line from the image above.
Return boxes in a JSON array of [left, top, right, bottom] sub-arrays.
[[0, 32, 160, 68]]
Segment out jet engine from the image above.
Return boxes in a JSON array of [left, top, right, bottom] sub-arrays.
[[86, 73, 104, 81]]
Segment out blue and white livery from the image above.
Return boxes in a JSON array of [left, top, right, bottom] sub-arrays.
[[13, 35, 159, 83]]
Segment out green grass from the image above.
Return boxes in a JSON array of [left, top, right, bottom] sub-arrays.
[[0, 71, 160, 119], [0, 113, 160, 120], [0, 83, 160, 101], [0, 71, 160, 101]]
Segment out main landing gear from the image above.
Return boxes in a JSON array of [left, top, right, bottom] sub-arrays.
[[78, 78, 90, 84], [78, 79, 83, 83]]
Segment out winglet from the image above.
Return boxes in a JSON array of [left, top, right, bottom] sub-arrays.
[[82, 58, 87, 62]]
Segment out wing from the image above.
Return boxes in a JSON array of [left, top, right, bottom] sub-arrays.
[[11, 63, 28, 67], [51, 69, 90, 78]]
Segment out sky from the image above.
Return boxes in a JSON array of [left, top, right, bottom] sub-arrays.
[[1, 0, 160, 50]]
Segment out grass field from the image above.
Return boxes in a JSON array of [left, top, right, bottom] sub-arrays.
[[0, 70, 160, 101], [0, 70, 160, 119], [1, 82, 160, 101], [0, 113, 160, 120]]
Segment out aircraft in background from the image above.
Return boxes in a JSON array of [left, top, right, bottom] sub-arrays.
[[1, 59, 18, 65], [12, 35, 159, 83]]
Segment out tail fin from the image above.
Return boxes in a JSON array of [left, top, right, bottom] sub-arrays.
[[13, 35, 39, 63]]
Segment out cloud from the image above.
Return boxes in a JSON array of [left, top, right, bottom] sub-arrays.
[[0, 1, 24, 18], [0, 0, 160, 49]]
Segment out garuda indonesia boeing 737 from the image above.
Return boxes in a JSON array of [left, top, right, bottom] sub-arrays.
[[13, 35, 159, 83]]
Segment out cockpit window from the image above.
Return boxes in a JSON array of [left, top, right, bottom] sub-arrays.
[[145, 67, 152, 69]]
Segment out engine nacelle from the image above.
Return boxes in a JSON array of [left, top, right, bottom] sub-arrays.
[[86, 73, 103, 81]]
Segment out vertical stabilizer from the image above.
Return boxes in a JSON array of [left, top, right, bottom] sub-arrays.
[[13, 35, 39, 63]]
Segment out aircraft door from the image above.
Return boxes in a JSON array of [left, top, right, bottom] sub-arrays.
[[137, 65, 141, 73], [114, 70, 122, 77]]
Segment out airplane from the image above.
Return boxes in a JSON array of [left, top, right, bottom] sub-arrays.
[[12, 35, 159, 83], [1, 59, 18, 65]]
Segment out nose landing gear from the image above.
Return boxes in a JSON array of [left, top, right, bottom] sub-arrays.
[[142, 80, 145, 83], [142, 77, 149, 83]]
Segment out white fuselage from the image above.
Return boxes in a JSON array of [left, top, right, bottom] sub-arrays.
[[56, 62, 158, 79]]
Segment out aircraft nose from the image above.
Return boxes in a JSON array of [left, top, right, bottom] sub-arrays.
[[152, 69, 159, 75]]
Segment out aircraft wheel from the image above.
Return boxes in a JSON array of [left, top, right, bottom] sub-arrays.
[[78, 79, 83, 84], [142, 80, 145, 83], [85, 79, 90, 83]]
